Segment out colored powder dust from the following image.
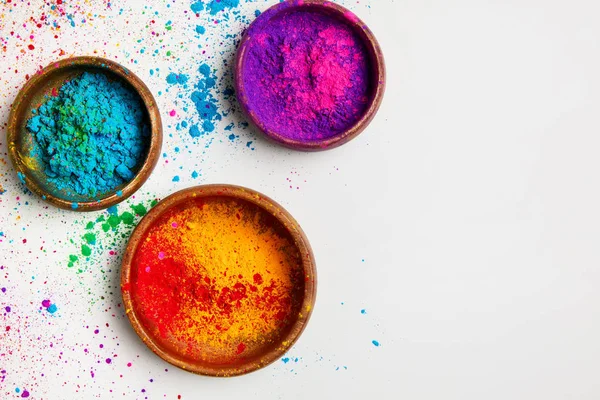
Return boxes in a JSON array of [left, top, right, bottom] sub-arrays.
[[128, 196, 306, 365], [241, 8, 372, 141], [189, 64, 221, 138], [26, 72, 150, 198]]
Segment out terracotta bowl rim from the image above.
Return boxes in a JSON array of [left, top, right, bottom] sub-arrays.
[[120, 184, 317, 377], [6, 56, 163, 212], [234, 0, 386, 151]]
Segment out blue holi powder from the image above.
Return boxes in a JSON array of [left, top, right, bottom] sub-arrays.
[[372, 340, 380, 347], [190, 1, 204, 13], [228, 134, 236, 141], [282, 357, 290, 364], [107, 205, 118, 215], [166, 73, 189, 85], [189, 125, 201, 138], [26, 72, 149, 198], [188, 63, 221, 138], [116, 190, 123, 197], [206, 0, 239, 15], [191, 171, 199, 179], [71, 202, 79, 210], [195, 25, 206, 34], [47, 304, 58, 313], [361, 309, 366, 314], [17, 171, 25, 184], [255, 10, 261, 17], [172, 176, 180, 182]]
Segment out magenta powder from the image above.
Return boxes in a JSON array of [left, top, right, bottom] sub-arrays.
[[241, 7, 372, 142]]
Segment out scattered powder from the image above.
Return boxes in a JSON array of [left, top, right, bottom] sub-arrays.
[[188, 64, 221, 138], [128, 197, 306, 364], [241, 8, 372, 141], [26, 72, 150, 198]]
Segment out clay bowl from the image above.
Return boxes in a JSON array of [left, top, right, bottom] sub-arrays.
[[7, 56, 162, 212], [121, 185, 317, 377], [235, 0, 385, 151]]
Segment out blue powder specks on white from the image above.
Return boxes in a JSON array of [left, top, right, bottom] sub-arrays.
[[189, 125, 201, 138], [172, 176, 180, 182], [191, 171, 199, 179], [166, 73, 189, 85], [206, 0, 239, 15], [196, 25, 206, 34], [47, 304, 58, 313], [361, 309, 366, 314], [188, 63, 221, 138], [372, 340, 380, 347], [282, 357, 290, 364], [107, 205, 118, 215], [190, 1, 203, 13], [17, 172, 26, 184]]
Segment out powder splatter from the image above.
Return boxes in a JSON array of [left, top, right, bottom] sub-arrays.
[[67, 200, 157, 274], [26, 72, 150, 198], [128, 196, 306, 365], [188, 64, 221, 138], [241, 7, 372, 141]]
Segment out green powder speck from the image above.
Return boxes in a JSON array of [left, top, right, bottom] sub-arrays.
[[81, 244, 92, 257], [131, 204, 147, 216], [83, 232, 96, 245], [121, 212, 134, 225], [107, 215, 121, 228]]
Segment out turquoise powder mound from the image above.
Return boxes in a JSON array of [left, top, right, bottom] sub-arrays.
[[26, 72, 149, 198]]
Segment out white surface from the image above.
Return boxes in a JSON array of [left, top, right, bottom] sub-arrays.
[[2, 0, 600, 399]]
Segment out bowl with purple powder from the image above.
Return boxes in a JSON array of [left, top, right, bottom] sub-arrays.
[[235, 0, 385, 151], [7, 57, 162, 211]]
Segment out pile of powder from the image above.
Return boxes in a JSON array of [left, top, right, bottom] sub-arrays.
[[27, 72, 149, 198], [128, 197, 305, 364], [241, 9, 372, 141]]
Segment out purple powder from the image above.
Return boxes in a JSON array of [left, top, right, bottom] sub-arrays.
[[241, 7, 372, 142]]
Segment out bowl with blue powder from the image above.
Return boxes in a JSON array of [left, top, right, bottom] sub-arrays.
[[7, 57, 162, 211]]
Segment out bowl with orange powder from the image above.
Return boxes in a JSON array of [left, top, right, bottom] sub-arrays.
[[121, 185, 316, 376]]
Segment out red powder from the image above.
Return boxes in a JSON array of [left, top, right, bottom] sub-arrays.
[[129, 197, 306, 364]]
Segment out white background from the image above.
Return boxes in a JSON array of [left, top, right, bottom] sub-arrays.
[[2, 0, 600, 399]]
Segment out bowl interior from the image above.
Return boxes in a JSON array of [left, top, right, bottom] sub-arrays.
[[9, 64, 152, 206], [122, 186, 315, 376], [236, 0, 385, 150]]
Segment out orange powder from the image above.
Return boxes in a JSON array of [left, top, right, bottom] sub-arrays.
[[130, 196, 305, 365]]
